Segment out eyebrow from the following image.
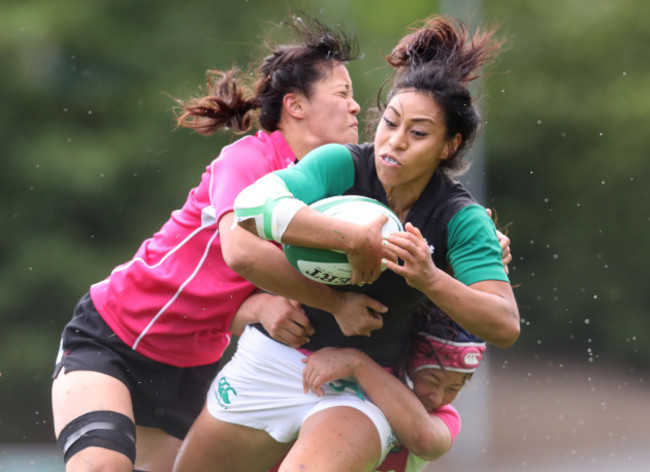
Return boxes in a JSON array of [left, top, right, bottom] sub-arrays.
[[336, 83, 353, 94], [427, 372, 464, 388], [386, 105, 435, 124]]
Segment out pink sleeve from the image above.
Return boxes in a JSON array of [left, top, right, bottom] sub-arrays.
[[209, 144, 271, 221], [433, 404, 461, 443]]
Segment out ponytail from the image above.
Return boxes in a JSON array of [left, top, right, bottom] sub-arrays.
[[175, 15, 359, 136], [175, 68, 259, 135]]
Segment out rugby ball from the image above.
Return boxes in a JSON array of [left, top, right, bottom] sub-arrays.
[[284, 195, 403, 285]]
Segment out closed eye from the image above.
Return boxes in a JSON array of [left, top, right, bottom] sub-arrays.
[[383, 117, 397, 128]]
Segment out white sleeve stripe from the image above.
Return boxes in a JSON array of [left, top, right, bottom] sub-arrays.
[[234, 174, 305, 243], [271, 198, 306, 242]]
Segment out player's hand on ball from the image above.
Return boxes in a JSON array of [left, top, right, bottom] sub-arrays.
[[347, 214, 388, 285], [381, 222, 439, 291]]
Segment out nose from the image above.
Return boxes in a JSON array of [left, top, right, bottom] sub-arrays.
[[389, 127, 407, 150], [427, 387, 444, 410], [350, 97, 361, 115]]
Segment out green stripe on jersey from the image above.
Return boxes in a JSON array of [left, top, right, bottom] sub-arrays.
[[273, 143, 356, 203], [447, 205, 509, 286]]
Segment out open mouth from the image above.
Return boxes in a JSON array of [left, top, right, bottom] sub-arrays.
[[380, 154, 400, 166]]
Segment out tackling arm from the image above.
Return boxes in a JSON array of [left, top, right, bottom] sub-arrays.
[[302, 347, 458, 461]]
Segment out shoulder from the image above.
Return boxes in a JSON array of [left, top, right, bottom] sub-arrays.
[[345, 143, 375, 168], [213, 131, 290, 174], [345, 142, 374, 158], [432, 174, 476, 216], [297, 143, 355, 172], [448, 204, 494, 235], [218, 132, 267, 161]]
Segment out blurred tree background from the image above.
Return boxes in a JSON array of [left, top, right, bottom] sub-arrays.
[[1, 0, 648, 447]]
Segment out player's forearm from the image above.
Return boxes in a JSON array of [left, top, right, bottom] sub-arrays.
[[280, 206, 371, 255], [229, 291, 271, 336], [221, 212, 342, 314], [230, 242, 341, 313], [351, 353, 453, 459], [422, 272, 520, 347]]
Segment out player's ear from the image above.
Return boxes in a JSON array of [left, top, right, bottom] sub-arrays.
[[440, 133, 461, 160], [283, 93, 306, 119]]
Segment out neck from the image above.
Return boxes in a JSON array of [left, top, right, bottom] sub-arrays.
[[383, 167, 438, 221], [279, 134, 307, 161], [277, 119, 321, 161], [384, 186, 418, 223]]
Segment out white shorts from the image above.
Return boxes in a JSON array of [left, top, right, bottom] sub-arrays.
[[206, 326, 396, 460]]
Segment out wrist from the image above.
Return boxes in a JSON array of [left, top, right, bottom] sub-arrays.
[[344, 224, 370, 255], [251, 292, 274, 323], [347, 349, 370, 378], [326, 289, 345, 314], [423, 268, 449, 296]]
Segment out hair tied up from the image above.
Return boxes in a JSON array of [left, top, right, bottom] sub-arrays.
[[388, 16, 503, 84]]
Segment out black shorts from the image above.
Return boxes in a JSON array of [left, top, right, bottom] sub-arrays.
[[53, 293, 220, 439]]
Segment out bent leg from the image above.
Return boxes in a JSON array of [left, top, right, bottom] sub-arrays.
[[52, 368, 135, 471], [280, 406, 382, 472], [173, 405, 292, 472], [135, 426, 182, 472]]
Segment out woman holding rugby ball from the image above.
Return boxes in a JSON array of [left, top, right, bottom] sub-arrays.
[[174, 15, 519, 472]]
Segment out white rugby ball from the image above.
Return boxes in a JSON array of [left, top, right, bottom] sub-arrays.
[[284, 195, 403, 285]]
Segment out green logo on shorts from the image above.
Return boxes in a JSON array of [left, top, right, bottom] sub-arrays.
[[328, 379, 364, 400], [217, 377, 238, 405]]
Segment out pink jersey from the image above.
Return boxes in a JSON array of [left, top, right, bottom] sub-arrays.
[[375, 404, 460, 472], [90, 130, 296, 367]]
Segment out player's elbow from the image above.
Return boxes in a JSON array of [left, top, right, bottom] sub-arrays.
[[408, 430, 452, 461], [222, 243, 256, 275], [482, 301, 520, 348], [493, 313, 521, 348], [503, 320, 521, 347]]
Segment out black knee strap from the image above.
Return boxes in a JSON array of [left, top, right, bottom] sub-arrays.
[[57, 410, 136, 464]]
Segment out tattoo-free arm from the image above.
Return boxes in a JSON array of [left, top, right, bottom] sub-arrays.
[[302, 347, 454, 460]]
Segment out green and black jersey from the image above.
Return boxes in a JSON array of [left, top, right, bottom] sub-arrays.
[[258, 143, 508, 368]]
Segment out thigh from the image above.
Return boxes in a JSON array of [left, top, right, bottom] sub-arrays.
[[52, 368, 133, 435], [174, 405, 292, 472], [281, 406, 381, 472], [52, 368, 135, 471], [136, 426, 182, 472], [207, 326, 317, 442], [131, 358, 220, 440]]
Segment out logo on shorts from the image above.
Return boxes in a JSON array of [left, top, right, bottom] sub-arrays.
[[216, 377, 237, 406], [387, 430, 398, 450], [328, 379, 364, 400]]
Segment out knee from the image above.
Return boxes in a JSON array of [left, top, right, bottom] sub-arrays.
[[57, 410, 136, 471]]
